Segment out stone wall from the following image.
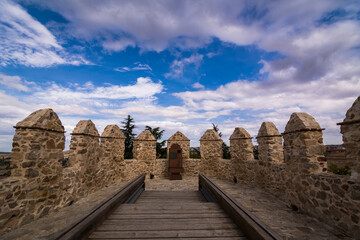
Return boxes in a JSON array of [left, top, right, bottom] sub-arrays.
[[283, 113, 325, 174], [0, 110, 128, 233], [229, 127, 254, 179], [200, 129, 223, 177], [339, 96, 360, 180], [1, 109, 65, 231], [67, 120, 100, 197], [99, 125, 125, 184], [1, 97, 360, 237], [133, 130, 156, 175], [229, 108, 360, 238], [257, 122, 283, 163]]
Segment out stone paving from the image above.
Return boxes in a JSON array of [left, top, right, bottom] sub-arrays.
[[213, 179, 352, 240], [1, 176, 354, 240]]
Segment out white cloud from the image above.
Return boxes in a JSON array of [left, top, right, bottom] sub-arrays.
[[165, 54, 203, 78], [115, 63, 152, 72], [0, 73, 34, 92], [27, 0, 356, 53], [192, 82, 204, 89], [0, 0, 90, 67], [32, 77, 163, 106]]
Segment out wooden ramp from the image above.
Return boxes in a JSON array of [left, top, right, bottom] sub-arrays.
[[88, 190, 246, 239]]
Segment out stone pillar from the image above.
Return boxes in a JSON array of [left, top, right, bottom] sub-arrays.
[[200, 129, 222, 176], [257, 122, 283, 163], [230, 127, 254, 162], [6, 109, 65, 228], [338, 96, 360, 179], [69, 120, 100, 195], [283, 112, 325, 173], [167, 131, 190, 159], [133, 130, 156, 174], [100, 124, 125, 183]]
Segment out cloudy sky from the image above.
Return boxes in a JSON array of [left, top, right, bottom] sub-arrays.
[[0, 0, 359, 151]]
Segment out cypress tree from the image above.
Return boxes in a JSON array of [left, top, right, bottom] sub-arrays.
[[121, 115, 136, 159]]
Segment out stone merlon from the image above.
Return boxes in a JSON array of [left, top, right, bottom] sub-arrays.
[[257, 122, 281, 138], [101, 124, 125, 139], [338, 96, 360, 125], [15, 108, 65, 132], [135, 130, 156, 141], [72, 120, 99, 137], [229, 127, 252, 140], [283, 112, 323, 134], [168, 131, 190, 141], [200, 129, 222, 141]]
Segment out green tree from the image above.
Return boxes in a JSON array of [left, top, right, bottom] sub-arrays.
[[212, 123, 231, 159], [145, 126, 167, 158], [121, 115, 136, 159]]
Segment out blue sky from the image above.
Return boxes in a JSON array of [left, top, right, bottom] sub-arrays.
[[0, 0, 359, 151]]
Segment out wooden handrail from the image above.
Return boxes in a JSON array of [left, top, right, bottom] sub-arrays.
[[50, 174, 145, 240], [199, 174, 282, 240]]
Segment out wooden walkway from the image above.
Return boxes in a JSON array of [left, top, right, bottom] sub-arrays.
[[87, 191, 247, 239]]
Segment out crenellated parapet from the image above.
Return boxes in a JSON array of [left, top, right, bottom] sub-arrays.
[[167, 131, 190, 159], [257, 122, 283, 163], [338, 96, 360, 179], [230, 127, 254, 162], [4, 109, 65, 230], [99, 125, 125, 183], [68, 120, 100, 195], [200, 129, 222, 176], [101, 124, 125, 162], [283, 113, 325, 173], [11, 109, 65, 179], [133, 130, 156, 174], [69, 120, 99, 169]]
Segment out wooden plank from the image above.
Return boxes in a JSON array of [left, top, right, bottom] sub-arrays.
[[116, 203, 220, 210], [96, 222, 239, 231], [51, 174, 146, 240], [135, 199, 204, 203], [88, 229, 244, 238], [111, 209, 223, 214], [140, 191, 200, 195], [88, 237, 247, 240], [107, 212, 229, 219], [102, 217, 234, 225]]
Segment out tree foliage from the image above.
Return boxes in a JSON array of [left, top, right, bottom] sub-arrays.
[[121, 115, 136, 159], [212, 123, 231, 159], [145, 126, 167, 158]]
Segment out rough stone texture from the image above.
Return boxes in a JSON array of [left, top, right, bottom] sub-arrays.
[[133, 130, 156, 175], [167, 131, 190, 159], [257, 122, 284, 163], [340, 96, 360, 180], [2, 103, 360, 238], [1, 109, 65, 232], [230, 127, 254, 162], [71, 120, 99, 137], [99, 125, 125, 184], [283, 112, 325, 174], [229, 128, 254, 180], [66, 120, 100, 199], [151, 158, 201, 179], [15, 108, 64, 133], [214, 178, 353, 240], [0, 181, 127, 240], [200, 129, 223, 177]]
